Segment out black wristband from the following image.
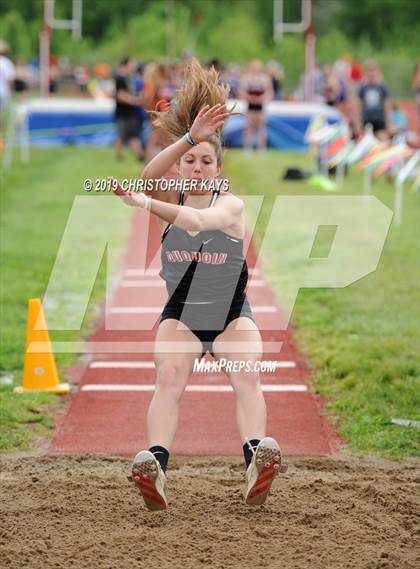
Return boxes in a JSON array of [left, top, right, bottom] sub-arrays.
[[184, 131, 197, 146]]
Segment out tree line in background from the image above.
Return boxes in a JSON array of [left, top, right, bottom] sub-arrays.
[[1, 0, 419, 96]]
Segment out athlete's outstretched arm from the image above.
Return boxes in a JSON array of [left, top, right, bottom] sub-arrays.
[[150, 194, 242, 232], [141, 104, 229, 179], [110, 180, 242, 233]]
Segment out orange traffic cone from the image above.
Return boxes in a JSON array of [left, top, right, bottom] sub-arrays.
[[15, 298, 70, 394]]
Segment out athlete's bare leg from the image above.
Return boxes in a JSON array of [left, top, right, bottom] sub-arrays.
[[256, 113, 267, 150], [212, 317, 266, 441], [244, 112, 256, 151], [129, 136, 144, 160], [148, 318, 203, 450], [375, 129, 389, 142]]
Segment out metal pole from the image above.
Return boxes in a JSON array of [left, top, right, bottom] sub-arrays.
[[40, 0, 53, 97], [303, 0, 314, 101], [39, 25, 50, 97], [273, 0, 283, 43], [72, 0, 82, 41], [304, 29, 315, 101]]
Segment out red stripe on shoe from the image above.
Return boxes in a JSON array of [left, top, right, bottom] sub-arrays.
[[136, 478, 161, 494], [137, 481, 159, 494], [255, 470, 275, 487], [140, 488, 165, 506], [250, 482, 271, 498]]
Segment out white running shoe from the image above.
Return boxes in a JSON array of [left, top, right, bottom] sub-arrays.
[[130, 450, 168, 511], [244, 437, 288, 506]]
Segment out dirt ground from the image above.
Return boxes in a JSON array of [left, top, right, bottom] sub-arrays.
[[0, 452, 419, 569]]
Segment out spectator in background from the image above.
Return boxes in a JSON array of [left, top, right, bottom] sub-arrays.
[[323, 64, 347, 112], [207, 58, 223, 74], [222, 63, 242, 99], [73, 64, 89, 94], [88, 63, 113, 99], [0, 40, 15, 140], [172, 59, 184, 90], [114, 56, 145, 161], [143, 61, 177, 161], [240, 59, 273, 152], [349, 58, 364, 87], [132, 63, 148, 148], [295, 63, 324, 102], [357, 59, 392, 141], [13, 58, 29, 99], [266, 60, 284, 100], [132, 62, 145, 95], [390, 103, 408, 137], [312, 63, 326, 101], [332, 53, 351, 85], [48, 56, 61, 94]]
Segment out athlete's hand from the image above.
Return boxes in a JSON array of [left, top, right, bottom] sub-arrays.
[[189, 104, 230, 143], [109, 176, 145, 207]]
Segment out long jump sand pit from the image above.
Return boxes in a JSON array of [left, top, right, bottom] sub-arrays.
[[1, 453, 418, 569]]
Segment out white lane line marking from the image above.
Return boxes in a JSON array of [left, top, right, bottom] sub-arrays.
[[121, 280, 164, 287], [90, 361, 156, 369], [89, 360, 296, 369], [32, 341, 283, 353], [109, 307, 161, 314], [81, 384, 308, 393], [109, 305, 279, 314], [276, 361, 296, 368], [252, 306, 278, 313]]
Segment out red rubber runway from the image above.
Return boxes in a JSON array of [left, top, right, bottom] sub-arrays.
[[51, 209, 342, 457]]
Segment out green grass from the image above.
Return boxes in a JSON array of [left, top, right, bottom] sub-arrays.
[[0, 147, 138, 451], [0, 391, 59, 451], [226, 149, 420, 459], [1, 146, 419, 458]]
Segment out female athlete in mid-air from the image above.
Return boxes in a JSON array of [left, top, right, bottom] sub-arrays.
[[112, 58, 287, 511]]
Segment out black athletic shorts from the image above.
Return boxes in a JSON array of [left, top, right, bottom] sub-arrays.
[[363, 118, 386, 134], [116, 116, 140, 143], [159, 295, 255, 358], [248, 102, 264, 112]]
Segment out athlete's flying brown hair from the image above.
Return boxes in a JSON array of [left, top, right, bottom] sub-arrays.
[[151, 57, 235, 165]]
